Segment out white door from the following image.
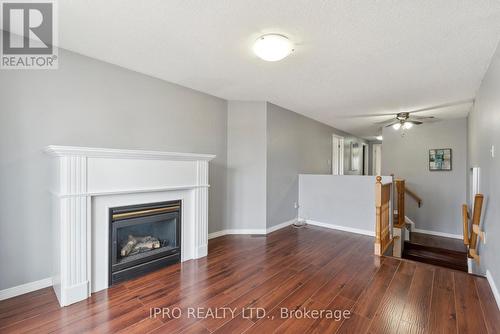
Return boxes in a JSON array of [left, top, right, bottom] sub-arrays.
[[471, 167, 480, 205], [372, 144, 382, 176], [332, 135, 344, 175]]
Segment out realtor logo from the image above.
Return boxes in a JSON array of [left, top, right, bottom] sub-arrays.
[[1, 0, 57, 69]]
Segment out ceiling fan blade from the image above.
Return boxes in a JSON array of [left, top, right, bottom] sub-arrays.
[[343, 99, 473, 119], [410, 115, 435, 120], [406, 120, 423, 125], [374, 118, 397, 126], [406, 99, 474, 115], [408, 117, 440, 124], [384, 121, 401, 128], [339, 112, 397, 118], [421, 117, 441, 123]]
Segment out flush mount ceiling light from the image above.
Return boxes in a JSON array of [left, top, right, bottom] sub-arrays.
[[253, 34, 294, 61]]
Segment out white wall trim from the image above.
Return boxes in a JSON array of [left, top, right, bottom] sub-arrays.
[[208, 229, 266, 239], [45, 145, 215, 161], [486, 270, 500, 311], [267, 219, 296, 234], [467, 258, 474, 274], [50, 184, 210, 198], [405, 216, 415, 232], [208, 230, 228, 240], [305, 219, 375, 237], [208, 219, 296, 240], [0, 277, 53, 301], [402, 216, 461, 240], [413, 228, 462, 239]]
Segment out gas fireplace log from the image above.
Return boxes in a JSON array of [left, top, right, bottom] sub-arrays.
[[121, 235, 161, 257], [120, 235, 138, 257]]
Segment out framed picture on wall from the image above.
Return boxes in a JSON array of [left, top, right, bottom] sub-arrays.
[[429, 148, 452, 171]]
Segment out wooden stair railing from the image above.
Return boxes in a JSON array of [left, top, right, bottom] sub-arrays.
[[405, 187, 422, 208], [375, 176, 393, 256], [463, 194, 485, 264], [394, 178, 422, 228]]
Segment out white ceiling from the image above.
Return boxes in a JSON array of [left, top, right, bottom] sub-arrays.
[[58, 1, 500, 138]]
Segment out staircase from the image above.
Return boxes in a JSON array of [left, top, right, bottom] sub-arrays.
[[375, 176, 469, 272], [402, 233, 468, 272]]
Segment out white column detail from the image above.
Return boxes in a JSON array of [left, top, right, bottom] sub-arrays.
[[194, 160, 209, 258], [56, 155, 90, 306]]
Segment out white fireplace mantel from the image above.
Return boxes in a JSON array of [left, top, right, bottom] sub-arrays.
[[45, 146, 215, 306]]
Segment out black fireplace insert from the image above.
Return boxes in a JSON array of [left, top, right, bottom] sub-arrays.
[[109, 200, 181, 285]]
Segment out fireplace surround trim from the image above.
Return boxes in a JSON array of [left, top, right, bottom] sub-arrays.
[[45, 146, 214, 307]]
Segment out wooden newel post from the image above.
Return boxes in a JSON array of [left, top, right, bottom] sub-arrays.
[[375, 176, 382, 255]]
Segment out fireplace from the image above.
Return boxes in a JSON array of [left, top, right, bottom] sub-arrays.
[[109, 200, 181, 285]]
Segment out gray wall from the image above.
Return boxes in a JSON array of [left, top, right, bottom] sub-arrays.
[[0, 49, 228, 290], [226, 102, 267, 231], [266, 103, 366, 228], [468, 42, 500, 286], [381, 118, 468, 235], [299, 175, 392, 234]]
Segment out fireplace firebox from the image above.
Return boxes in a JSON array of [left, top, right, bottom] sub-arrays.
[[109, 200, 181, 285]]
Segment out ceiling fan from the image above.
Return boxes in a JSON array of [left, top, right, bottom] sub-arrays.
[[369, 99, 474, 131], [379, 111, 435, 130]]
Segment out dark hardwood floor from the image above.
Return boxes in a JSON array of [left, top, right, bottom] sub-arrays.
[[409, 232, 467, 253], [1, 226, 499, 333], [403, 232, 469, 272]]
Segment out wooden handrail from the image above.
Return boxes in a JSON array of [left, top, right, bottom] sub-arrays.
[[468, 194, 484, 253], [463, 194, 484, 264], [405, 188, 422, 208]]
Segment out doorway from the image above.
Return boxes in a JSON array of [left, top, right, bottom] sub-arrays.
[[362, 144, 369, 175], [372, 144, 382, 176], [471, 167, 480, 205], [332, 135, 344, 175]]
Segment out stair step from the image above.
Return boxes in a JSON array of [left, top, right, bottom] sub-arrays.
[[403, 242, 468, 272]]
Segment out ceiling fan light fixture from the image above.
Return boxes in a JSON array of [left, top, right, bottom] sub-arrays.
[[392, 123, 402, 130], [253, 34, 294, 61], [403, 122, 413, 130]]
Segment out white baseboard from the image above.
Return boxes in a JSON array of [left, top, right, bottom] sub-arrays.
[[405, 216, 415, 232], [208, 219, 296, 240], [0, 277, 53, 301], [467, 258, 474, 274], [305, 219, 374, 237], [207, 230, 228, 239], [208, 228, 266, 239], [413, 228, 462, 239], [486, 270, 500, 311], [267, 218, 296, 234]]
